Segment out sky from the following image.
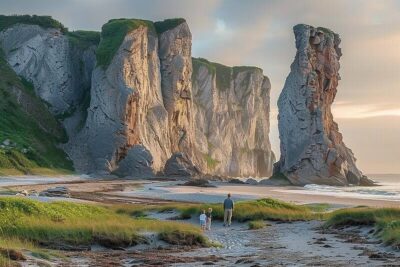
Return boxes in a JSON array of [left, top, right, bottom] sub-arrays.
[[1, 0, 399, 174]]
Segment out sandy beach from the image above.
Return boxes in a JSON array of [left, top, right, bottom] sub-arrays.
[[1, 176, 400, 266]]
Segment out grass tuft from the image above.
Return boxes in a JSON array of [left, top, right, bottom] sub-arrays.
[[248, 220, 267, 230]]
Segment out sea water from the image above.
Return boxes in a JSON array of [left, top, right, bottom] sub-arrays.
[[300, 174, 400, 201]]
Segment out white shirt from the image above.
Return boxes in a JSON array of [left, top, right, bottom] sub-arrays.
[[199, 214, 206, 221]]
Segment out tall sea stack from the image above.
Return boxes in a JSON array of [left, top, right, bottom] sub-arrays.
[[274, 24, 374, 186]]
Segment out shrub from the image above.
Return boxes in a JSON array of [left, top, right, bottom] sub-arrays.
[[248, 220, 267, 230]]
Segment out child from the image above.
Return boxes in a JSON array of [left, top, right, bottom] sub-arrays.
[[199, 210, 207, 230], [206, 207, 213, 230]]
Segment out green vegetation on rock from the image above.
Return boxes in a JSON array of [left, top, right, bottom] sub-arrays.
[[0, 15, 67, 33], [66, 30, 100, 50], [0, 49, 73, 175], [96, 18, 155, 67], [154, 18, 186, 34], [192, 57, 263, 91], [203, 154, 220, 170]]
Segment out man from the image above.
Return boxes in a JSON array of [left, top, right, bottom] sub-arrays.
[[223, 193, 234, 227]]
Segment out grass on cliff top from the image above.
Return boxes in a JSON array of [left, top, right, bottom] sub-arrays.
[[66, 30, 100, 50], [96, 18, 155, 67], [192, 57, 263, 91], [0, 198, 207, 252], [0, 49, 73, 175], [324, 207, 400, 248], [154, 18, 186, 34], [0, 15, 67, 33]]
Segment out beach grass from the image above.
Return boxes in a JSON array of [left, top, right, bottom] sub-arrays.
[[324, 207, 400, 247], [0, 197, 207, 254], [248, 220, 268, 230], [115, 198, 323, 222]]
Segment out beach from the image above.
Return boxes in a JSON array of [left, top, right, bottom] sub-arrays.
[[1, 175, 400, 266]]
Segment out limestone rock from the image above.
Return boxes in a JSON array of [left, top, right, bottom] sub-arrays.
[[114, 145, 154, 178], [0, 24, 88, 115], [0, 18, 276, 180], [73, 25, 171, 174], [158, 22, 195, 156], [274, 24, 374, 186], [164, 152, 201, 177], [192, 59, 275, 177]]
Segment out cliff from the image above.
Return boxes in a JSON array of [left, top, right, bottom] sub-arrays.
[[192, 58, 275, 177], [274, 24, 374, 186], [0, 15, 275, 178]]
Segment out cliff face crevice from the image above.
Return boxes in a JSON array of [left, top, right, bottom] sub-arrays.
[[274, 24, 373, 186]]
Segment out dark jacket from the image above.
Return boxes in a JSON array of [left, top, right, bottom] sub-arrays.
[[223, 198, 234, 210], [206, 211, 212, 219]]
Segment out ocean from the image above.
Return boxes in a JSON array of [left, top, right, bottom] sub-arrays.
[[299, 174, 400, 202]]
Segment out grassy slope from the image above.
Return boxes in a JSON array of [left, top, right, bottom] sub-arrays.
[[0, 50, 73, 175], [324, 207, 400, 247], [96, 18, 155, 67], [0, 198, 206, 249]]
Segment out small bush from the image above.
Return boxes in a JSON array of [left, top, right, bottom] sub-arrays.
[[248, 220, 267, 230]]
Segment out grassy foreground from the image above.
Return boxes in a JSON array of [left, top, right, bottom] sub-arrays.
[[325, 207, 400, 248], [0, 198, 206, 252]]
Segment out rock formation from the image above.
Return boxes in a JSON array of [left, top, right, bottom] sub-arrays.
[[274, 24, 373, 186], [0, 16, 276, 178], [0, 24, 93, 116], [192, 59, 275, 177]]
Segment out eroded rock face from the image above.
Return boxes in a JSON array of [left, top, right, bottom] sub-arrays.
[[164, 152, 201, 177], [192, 59, 275, 177], [158, 23, 195, 156], [74, 25, 171, 174], [0, 19, 276, 179], [0, 24, 88, 115], [275, 24, 373, 186]]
